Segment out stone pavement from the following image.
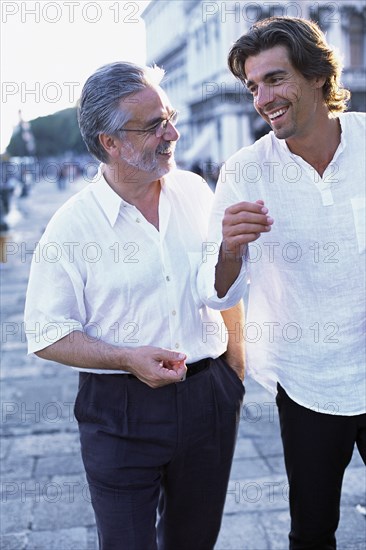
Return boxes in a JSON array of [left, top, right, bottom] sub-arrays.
[[1, 175, 365, 550]]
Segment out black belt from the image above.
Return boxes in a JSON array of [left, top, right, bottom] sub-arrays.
[[185, 358, 210, 378], [86, 358, 211, 381]]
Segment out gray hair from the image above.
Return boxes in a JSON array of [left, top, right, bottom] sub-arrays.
[[77, 61, 165, 163]]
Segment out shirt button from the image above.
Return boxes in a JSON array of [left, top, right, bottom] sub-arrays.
[[136, 218, 141, 223], [172, 310, 176, 316], [166, 276, 170, 282], [175, 343, 180, 349]]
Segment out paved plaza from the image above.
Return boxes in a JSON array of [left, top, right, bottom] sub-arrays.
[[1, 175, 365, 549]]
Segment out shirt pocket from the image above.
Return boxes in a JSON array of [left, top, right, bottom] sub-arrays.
[[351, 196, 365, 254]]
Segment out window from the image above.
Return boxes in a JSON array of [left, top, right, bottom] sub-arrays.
[[349, 13, 364, 68]]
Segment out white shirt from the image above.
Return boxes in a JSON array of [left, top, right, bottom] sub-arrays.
[[198, 112, 366, 415], [24, 168, 227, 373]]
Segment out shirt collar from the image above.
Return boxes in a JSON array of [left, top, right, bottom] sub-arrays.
[[91, 164, 128, 227], [90, 165, 174, 227]]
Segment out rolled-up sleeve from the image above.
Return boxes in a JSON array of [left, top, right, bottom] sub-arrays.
[[24, 229, 86, 354]]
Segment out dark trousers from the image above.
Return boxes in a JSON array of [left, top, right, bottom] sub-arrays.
[[75, 357, 244, 550], [276, 384, 366, 550]]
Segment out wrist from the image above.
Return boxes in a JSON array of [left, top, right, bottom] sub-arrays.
[[219, 242, 247, 263], [120, 347, 135, 372]]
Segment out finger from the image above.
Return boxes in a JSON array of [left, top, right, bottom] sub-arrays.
[[224, 221, 272, 235], [172, 363, 187, 376], [163, 359, 185, 368], [225, 222, 272, 236], [170, 363, 187, 377], [156, 350, 186, 363], [227, 201, 268, 215], [158, 363, 187, 380], [225, 211, 273, 226]]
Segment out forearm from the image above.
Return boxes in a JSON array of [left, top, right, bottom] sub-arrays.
[[215, 244, 246, 298], [35, 330, 131, 371], [35, 330, 187, 388], [221, 300, 245, 380]]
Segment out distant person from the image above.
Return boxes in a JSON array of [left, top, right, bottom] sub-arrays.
[[25, 61, 245, 550], [0, 163, 16, 215], [198, 17, 365, 549], [191, 161, 204, 177], [191, 160, 220, 189], [57, 164, 67, 190]]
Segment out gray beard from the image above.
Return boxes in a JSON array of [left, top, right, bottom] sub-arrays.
[[120, 141, 176, 176]]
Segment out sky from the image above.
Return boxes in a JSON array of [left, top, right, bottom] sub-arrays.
[[1, 0, 151, 153]]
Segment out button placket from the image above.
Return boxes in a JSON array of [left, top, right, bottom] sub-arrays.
[[161, 245, 181, 352]]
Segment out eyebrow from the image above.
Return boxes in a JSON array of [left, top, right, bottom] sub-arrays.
[[246, 70, 288, 89], [144, 110, 174, 129], [144, 116, 164, 128]]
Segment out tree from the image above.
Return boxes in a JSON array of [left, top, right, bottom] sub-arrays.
[[6, 108, 88, 158]]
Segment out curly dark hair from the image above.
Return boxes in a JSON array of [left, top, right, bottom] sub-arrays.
[[228, 16, 350, 113]]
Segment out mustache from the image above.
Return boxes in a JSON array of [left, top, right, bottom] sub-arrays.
[[156, 142, 175, 154]]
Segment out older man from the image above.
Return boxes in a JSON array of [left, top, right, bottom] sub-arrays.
[[25, 62, 245, 550]]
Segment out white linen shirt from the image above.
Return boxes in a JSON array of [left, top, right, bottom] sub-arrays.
[[25, 168, 227, 373], [198, 112, 366, 415]]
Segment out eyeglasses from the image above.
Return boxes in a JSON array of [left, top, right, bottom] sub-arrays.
[[118, 110, 179, 138]]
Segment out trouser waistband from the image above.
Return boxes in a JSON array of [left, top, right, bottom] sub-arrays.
[[185, 358, 210, 378]]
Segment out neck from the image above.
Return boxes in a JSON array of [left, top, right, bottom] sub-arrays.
[[103, 163, 160, 204], [286, 113, 341, 177], [103, 163, 161, 230]]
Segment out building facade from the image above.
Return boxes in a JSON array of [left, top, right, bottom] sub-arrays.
[[142, 0, 366, 177]]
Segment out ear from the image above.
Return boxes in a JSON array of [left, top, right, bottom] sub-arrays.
[[313, 76, 326, 89], [99, 133, 120, 159]]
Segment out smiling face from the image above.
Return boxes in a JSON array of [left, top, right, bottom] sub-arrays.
[[245, 45, 325, 144], [118, 85, 180, 179]]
